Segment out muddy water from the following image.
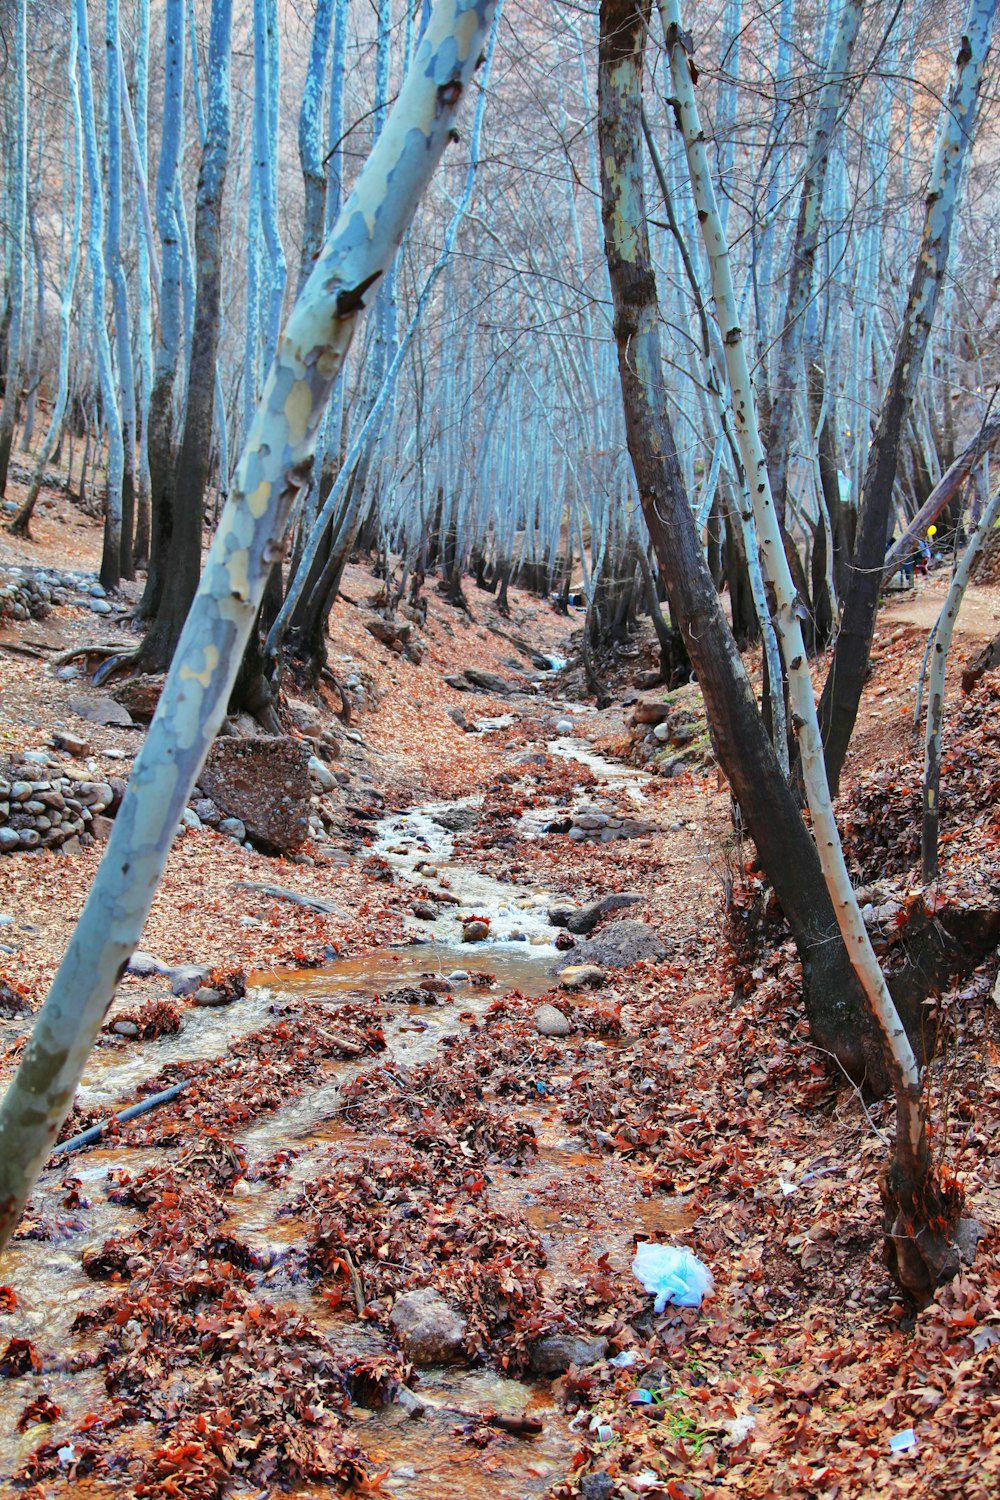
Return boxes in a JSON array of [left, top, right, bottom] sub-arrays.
[[0, 751, 663, 1494]]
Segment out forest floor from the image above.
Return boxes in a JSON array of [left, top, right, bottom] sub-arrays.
[[1, 486, 1000, 1499]]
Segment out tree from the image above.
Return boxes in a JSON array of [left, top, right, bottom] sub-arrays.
[[137, 0, 233, 672], [817, 0, 997, 792], [0, 0, 499, 1262]]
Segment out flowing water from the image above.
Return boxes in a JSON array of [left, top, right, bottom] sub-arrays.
[[0, 738, 668, 1495]]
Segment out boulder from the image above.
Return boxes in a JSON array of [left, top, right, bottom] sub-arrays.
[[534, 1002, 572, 1037], [462, 920, 490, 943], [463, 667, 514, 695], [308, 755, 337, 793], [558, 965, 605, 990], [170, 964, 212, 997], [389, 1288, 467, 1365], [566, 920, 669, 970], [198, 737, 311, 853], [50, 731, 89, 757], [432, 805, 479, 833], [631, 700, 670, 725], [564, 893, 642, 935], [529, 1333, 608, 1375]]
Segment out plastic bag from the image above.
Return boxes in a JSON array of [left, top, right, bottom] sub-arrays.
[[631, 1242, 713, 1310]]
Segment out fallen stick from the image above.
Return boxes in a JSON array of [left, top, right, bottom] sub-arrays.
[[49, 1081, 189, 1160], [234, 880, 340, 915]]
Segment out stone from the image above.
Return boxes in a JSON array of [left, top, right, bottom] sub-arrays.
[[631, 700, 670, 725], [529, 1334, 608, 1376], [432, 806, 479, 834], [170, 964, 212, 997], [558, 965, 605, 990], [446, 707, 468, 731], [568, 920, 669, 970], [193, 987, 230, 1007], [88, 814, 113, 841], [0, 829, 20, 853], [181, 807, 203, 830], [192, 798, 220, 825], [71, 694, 135, 729], [547, 904, 576, 928], [444, 674, 471, 691], [128, 951, 168, 976], [61, 835, 82, 854], [389, 1288, 467, 1365], [634, 669, 663, 690], [463, 667, 513, 695], [219, 817, 247, 842], [88, 598, 112, 614], [365, 615, 411, 651], [111, 675, 164, 720], [534, 1002, 572, 1037], [554, 718, 574, 734], [580, 1474, 616, 1500], [564, 894, 643, 935], [18, 829, 40, 848], [412, 901, 437, 921], [309, 755, 337, 793], [462, 920, 490, 943], [10, 781, 32, 802], [50, 731, 90, 757], [112, 1019, 139, 1037], [198, 736, 311, 853]]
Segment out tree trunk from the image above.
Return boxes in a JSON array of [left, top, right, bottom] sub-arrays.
[[138, 0, 232, 673], [598, 0, 877, 1088]]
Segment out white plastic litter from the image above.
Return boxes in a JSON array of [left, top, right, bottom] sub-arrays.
[[632, 1242, 713, 1310], [889, 1427, 917, 1453]]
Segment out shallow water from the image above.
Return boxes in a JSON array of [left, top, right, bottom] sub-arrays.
[[0, 747, 669, 1494]]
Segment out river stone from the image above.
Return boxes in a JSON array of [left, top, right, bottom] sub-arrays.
[[462, 920, 490, 943], [219, 816, 247, 842], [412, 901, 437, 921], [309, 755, 337, 793], [563, 893, 643, 935], [558, 965, 604, 991], [534, 1002, 572, 1037], [564, 920, 669, 970], [193, 986, 229, 1007], [555, 719, 574, 734], [170, 964, 212, 997], [389, 1288, 467, 1364], [529, 1333, 608, 1375], [112, 1019, 139, 1037], [432, 805, 480, 834], [198, 736, 311, 853]]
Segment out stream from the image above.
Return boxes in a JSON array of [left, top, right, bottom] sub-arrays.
[[0, 732, 668, 1495]]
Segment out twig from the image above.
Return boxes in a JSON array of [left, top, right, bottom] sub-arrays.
[[810, 1045, 891, 1145]]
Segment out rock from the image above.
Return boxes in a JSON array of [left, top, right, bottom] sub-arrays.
[[192, 797, 220, 826], [50, 731, 89, 757], [631, 700, 670, 725], [634, 669, 663, 690], [432, 806, 479, 833], [198, 736, 311, 853], [89, 597, 112, 614], [170, 964, 212, 997], [412, 901, 437, 921], [574, 812, 608, 831], [70, 694, 135, 727], [557, 965, 605, 991], [309, 755, 337, 793], [112, 1019, 139, 1037], [462, 920, 490, 943], [10, 781, 32, 802], [419, 976, 453, 995], [529, 1334, 608, 1376], [446, 707, 468, 731], [463, 667, 514, 695], [580, 1474, 616, 1500], [548, 904, 576, 928], [181, 807, 203, 830], [111, 675, 163, 720], [128, 950, 168, 976], [193, 986, 230, 1007], [389, 1288, 466, 1364], [0, 829, 20, 853], [444, 674, 471, 691], [218, 817, 246, 842], [534, 1002, 572, 1037], [554, 718, 574, 734], [568, 920, 669, 970], [564, 893, 643, 935], [89, 814, 114, 841], [365, 615, 411, 652]]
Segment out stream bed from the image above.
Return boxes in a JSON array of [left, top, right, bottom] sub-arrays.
[[0, 735, 664, 1495]]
